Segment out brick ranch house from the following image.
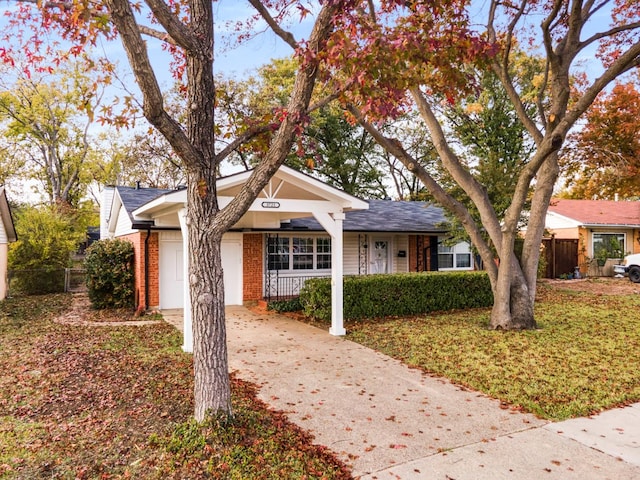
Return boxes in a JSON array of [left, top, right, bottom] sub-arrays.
[[101, 166, 473, 349]]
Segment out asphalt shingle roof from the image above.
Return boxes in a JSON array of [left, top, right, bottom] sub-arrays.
[[548, 199, 640, 226], [116, 186, 450, 234], [285, 199, 449, 233], [116, 186, 173, 222]]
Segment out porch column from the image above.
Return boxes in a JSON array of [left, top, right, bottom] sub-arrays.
[[178, 207, 193, 352], [313, 211, 346, 336]]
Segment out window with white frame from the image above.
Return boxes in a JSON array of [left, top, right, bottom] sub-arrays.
[[438, 241, 473, 270], [592, 232, 625, 259], [267, 235, 331, 272]]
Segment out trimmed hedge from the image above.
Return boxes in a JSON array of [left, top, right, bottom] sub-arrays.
[[299, 272, 493, 322], [84, 239, 135, 309]]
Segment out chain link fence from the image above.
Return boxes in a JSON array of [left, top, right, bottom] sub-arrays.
[[7, 268, 87, 296]]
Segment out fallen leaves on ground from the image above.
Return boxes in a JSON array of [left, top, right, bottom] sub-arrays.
[[0, 294, 351, 479]]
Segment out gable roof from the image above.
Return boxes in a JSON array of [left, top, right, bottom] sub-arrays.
[[0, 186, 17, 243], [282, 200, 449, 233], [115, 186, 174, 220], [108, 167, 449, 235], [548, 199, 640, 227]]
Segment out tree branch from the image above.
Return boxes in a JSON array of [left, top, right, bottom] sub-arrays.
[[105, 0, 201, 166], [348, 104, 499, 286], [408, 87, 504, 249], [215, 3, 337, 231], [138, 25, 177, 46], [144, 0, 199, 53], [215, 86, 347, 163], [580, 21, 640, 50], [248, 0, 298, 50]]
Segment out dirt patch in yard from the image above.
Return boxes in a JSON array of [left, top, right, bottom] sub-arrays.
[[540, 277, 640, 296], [53, 293, 163, 326]]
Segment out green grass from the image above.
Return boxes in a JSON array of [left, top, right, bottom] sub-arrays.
[[0, 293, 350, 480], [347, 284, 640, 421]]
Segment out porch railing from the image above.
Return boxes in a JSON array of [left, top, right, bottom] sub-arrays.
[[264, 273, 330, 301]]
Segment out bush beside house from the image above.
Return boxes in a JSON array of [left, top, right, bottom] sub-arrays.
[[85, 239, 135, 309], [8, 206, 83, 295], [300, 271, 493, 322]]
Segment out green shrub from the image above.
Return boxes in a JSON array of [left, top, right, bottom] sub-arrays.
[[300, 272, 493, 322], [8, 269, 65, 295], [8, 205, 83, 295], [84, 239, 135, 309], [267, 297, 303, 313]]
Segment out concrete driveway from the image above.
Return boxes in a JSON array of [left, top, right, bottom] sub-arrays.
[[167, 306, 640, 479]]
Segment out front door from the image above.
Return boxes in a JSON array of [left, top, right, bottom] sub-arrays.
[[371, 238, 390, 274]]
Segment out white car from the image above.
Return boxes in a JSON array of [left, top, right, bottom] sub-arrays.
[[614, 253, 640, 283]]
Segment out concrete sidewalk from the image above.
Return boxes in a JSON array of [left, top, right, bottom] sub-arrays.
[[174, 307, 640, 479]]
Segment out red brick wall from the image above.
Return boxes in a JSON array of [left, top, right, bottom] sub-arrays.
[[408, 235, 417, 272], [243, 233, 263, 301], [119, 231, 159, 310], [147, 233, 159, 309], [408, 235, 435, 272]]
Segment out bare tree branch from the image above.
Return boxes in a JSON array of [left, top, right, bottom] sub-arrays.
[[248, 0, 298, 50], [348, 104, 499, 286], [144, 0, 199, 53], [580, 21, 640, 50], [105, 0, 201, 165]]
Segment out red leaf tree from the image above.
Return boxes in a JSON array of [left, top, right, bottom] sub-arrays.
[[327, 0, 640, 329], [560, 81, 640, 199], [3, 0, 343, 420]]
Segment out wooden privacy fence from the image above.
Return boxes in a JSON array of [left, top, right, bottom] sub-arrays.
[[541, 238, 578, 279]]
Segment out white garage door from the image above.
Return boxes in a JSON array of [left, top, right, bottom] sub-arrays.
[[221, 234, 243, 305], [160, 232, 243, 308], [159, 233, 183, 309]]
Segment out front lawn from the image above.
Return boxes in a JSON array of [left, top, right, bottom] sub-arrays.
[[347, 282, 640, 421], [0, 294, 350, 479]]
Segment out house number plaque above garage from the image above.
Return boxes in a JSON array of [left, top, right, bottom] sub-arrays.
[[262, 201, 281, 209]]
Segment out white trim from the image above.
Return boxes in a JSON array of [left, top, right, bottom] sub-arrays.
[[264, 233, 333, 275], [313, 211, 346, 336], [133, 189, 187, 218], [437, 240, 474, 271], [545, 211, 582, 229], [178, 208, 192, 353], [591, 231, 627, 258]]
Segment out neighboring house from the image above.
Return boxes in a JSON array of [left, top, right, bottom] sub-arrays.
[[101, 166, 473, 349], [546, 198, 640, 276], [0, 187, 17, 301]]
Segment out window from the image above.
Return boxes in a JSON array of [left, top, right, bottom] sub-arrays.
[[592, 233, 625, 259], [438, 245, 454, 269], [267, 236, 331, 271], [267, 237, 289, 270], [293, 237, 314, 270], [317, 237, 332, 269], [438, 241, 473, 270]]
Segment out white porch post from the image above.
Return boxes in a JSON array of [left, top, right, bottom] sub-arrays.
[[313, 211, 346, 336], [178, 207, 193, 352]]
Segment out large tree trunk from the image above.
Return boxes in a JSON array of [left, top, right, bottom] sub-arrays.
[[490, 267, 536, 330], [188, 185, 230, 420], [488, 154, 560, 331], [106, 0, 337, 421]]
